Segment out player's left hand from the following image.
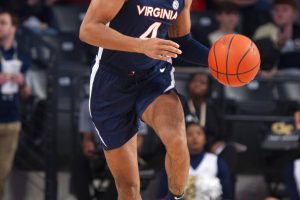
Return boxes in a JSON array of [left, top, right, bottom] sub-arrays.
[[138, 38, 182, 61]]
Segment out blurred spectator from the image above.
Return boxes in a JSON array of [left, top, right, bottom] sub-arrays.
[[208, 2, 240, 45], [253, 0, 300, 74], [191, 0, 206, 11], [11, 0, 56, 29], [0, 9, 31, 200], [183, 72, 224, 148], [212, 0, 258, 36], [182, 72, 237, 174], [159, 122, 233, 200], [260, 0, 298, 47]]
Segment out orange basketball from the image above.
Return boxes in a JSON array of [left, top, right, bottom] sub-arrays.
[[208, 34, 261, 87]]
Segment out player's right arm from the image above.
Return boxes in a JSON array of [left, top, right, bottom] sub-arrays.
[[79, 0, 181, 61]]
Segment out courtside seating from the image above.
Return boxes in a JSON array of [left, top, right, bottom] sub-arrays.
[[277, 80, 300, 105], [223, 80, 279, 173], [40, 33, 90, 64], [224, 80, 276, 102], [50, 5, 87, 33]]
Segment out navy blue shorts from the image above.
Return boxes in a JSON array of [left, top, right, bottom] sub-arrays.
[[89, 58, 175, 150]]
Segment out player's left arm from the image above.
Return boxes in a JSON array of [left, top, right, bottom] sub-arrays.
[[168, 0, 209, 67]]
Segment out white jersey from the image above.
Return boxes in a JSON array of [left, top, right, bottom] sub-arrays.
[[185, 153, 222, 200]]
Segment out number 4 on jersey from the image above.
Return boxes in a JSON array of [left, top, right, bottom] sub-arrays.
[[139, 22, 162, 39]]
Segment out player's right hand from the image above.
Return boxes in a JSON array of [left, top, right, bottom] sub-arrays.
[[138, 38, 182, 61]]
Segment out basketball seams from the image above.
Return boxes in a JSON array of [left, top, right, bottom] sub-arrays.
[[240, 61, 261, 84], [209, 61, 259, 76], [236, 62, 260, 84], [208, 34, 260, 87], [225, 34, 236, 86], [236, 42, 253, 83], [213, 44, 219, 79]]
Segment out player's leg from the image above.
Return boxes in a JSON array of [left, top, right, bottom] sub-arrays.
[[89, 61, 142, 200], [142, 91, 189, 197], [103, 134, 141, 200]]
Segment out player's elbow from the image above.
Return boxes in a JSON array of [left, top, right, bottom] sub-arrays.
[[79, 23, 89, 43]]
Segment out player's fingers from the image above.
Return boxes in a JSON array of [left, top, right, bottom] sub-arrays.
[[157, 50, 178, 58], [159, 45, 182, 55], [154, 54, 169, 61], [159, 39, 180, 48]]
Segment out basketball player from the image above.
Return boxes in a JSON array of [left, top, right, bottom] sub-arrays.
[[80, 0, 209, 199]]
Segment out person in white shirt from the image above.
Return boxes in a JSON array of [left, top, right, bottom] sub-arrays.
[[159, 122, 233, 200]]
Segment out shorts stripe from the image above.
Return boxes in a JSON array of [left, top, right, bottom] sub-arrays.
[[163, 67, 175, 93], [89, 48, 108, 148]]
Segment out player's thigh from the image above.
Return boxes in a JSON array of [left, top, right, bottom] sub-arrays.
[[141, 91, 186, 145], [104, 134, 140, 187], [90, 63, 139, 150]]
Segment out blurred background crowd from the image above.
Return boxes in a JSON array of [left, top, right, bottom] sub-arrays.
[[0, 0, 300, 200]]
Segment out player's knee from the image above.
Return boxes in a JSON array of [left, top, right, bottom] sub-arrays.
[[165, 132, 188, 157], [115, 177, 140, 196]]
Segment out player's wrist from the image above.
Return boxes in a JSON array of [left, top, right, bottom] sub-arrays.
[[133, 38, 145, 54]]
